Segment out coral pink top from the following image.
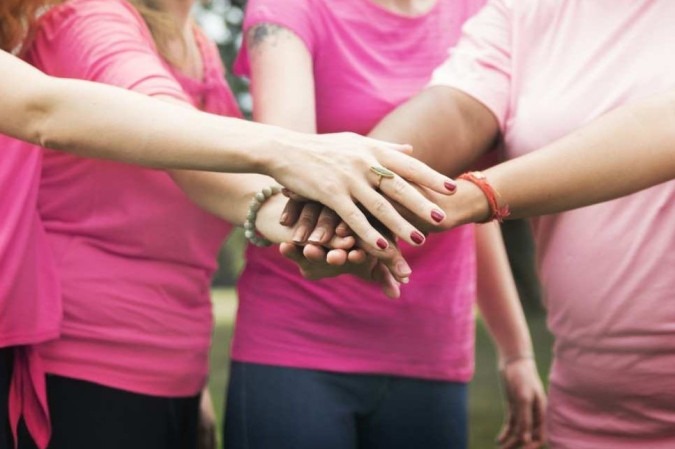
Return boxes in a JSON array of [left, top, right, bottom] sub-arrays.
[[8, 0, 238, 398], [431, 0, 675, 446], [233, 0, 485, 382]]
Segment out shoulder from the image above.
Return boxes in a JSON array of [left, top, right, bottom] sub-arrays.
[[36, 0, 148, 42]]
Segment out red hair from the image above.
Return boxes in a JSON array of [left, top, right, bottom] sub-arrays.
[[0, 0, 62, 52]]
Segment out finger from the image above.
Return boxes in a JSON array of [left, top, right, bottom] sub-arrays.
[[329, 198, 397, 254], [303, 244, 329, 262], [351, 184, 426, 247], [378, 175, 448, 227], [281, 188, 310, 202], [346, 249, 367, 264], [326, 249, 349, 266], [531, 392, 547, 445], [292, 202, 323, 244], [330, 235, 356, 250], [356, 235, 411, 283], [308, 208, 341, 245], [279, 242, 306, 264], [280, 199, 305, 227], [335, 220, 352, 238], [363, 136, 413, 154], [376, 149, 458, 195], [371, 262, 401, 299]]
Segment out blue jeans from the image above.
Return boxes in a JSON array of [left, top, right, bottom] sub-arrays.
[[224, 362, 468, 449]]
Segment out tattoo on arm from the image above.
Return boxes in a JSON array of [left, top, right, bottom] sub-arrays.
[[247, 24, 293, 50]]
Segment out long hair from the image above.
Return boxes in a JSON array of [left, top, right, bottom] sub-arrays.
[[0, 0, 61, 52], [1, 0, 183, 64], [125, 0, 185, 65]]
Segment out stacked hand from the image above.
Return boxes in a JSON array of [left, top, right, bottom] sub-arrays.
[[267, 132, 456, 254]]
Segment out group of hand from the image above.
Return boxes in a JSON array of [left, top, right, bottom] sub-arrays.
[[265, 133, 459, 298]]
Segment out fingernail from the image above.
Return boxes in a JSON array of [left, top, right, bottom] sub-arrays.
[[280, 212, 289, 225], [400, 277, 410, 284], [410, 231, 425, 245], [431, 209, 445, 223], [396, 261, 411, 277], [444, 180, 457, 192], [376, 238, 388, 250], [308, 229, 325, 244], [293, 228, 308, 244]]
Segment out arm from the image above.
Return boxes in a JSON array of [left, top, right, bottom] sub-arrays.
[[0, 47, 451, 251], [434, 89, 675, 227], [369, 85, 500, 176], [475, 223, 546, 449]]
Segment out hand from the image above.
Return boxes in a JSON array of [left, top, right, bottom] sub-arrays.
[[279, 242, 402, 299], [279, 201, 413, 281], [268, 131, 455, 251], [497, 357, 547, 449], [197, 388, 218, 449]]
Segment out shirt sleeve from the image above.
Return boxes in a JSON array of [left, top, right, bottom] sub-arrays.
[[30, 0, 190, 102], [428, 0, 512, 131], [233, 0, 317, 78]]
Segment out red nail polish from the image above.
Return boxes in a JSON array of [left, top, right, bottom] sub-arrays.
[[444, 181, 457, 192], [431, 209, 445, 223], [376, 238, 388, 250], [410, 231, 425, 245]]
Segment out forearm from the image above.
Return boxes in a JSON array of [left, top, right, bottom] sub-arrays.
[[172, 170, 296, 243], [485, 92, 675, 218], [34, 77, 297, 174], [475, 223, 533, 364], [369, 86, 499, 175]]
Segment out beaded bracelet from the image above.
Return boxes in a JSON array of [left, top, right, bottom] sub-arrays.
[[243, 185, 282, 247], [457, 171, 510, 223]]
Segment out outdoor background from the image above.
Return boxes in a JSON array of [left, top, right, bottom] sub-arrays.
[[193, 1, 553, 447]]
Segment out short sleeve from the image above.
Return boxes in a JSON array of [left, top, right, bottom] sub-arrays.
[[233, 0, 316, 78], [428, 0, 512, 131], [29, 0, 190, 102]]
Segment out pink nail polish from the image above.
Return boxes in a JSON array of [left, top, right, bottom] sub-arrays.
[[444, 181, 457, 192], [376, 238, 388, 250], [410, 231, 425, 245], [431, 209, 445, 223]]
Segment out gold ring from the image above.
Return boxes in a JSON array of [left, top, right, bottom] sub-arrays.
[[370, 166, 395, 189]]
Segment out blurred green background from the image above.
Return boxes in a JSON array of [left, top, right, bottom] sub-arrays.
[[193, 1, 552, 447]]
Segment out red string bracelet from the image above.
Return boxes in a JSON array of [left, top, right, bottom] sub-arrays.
[[458, 171, 511, 223]]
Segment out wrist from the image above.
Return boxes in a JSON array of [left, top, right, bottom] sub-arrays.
[[244, 185, 283, 246], [457, 171, 510, 223], [438, 179, 491, 229], [497, 351, 535, 371]]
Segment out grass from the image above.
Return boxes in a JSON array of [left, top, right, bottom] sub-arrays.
[[207, 288, 553, 448]]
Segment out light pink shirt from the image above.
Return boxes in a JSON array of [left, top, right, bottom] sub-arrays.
[[1, 0, 238, 397], [431, 0, 675, 446], [233, 0, 485, 382]]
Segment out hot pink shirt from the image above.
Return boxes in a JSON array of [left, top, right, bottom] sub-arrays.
[[431, 0, 675, 446], [0, 119, 61, 449], [233, 0, 485, 382], [2, 0, 238, 397], [0, 153, 60, 348]]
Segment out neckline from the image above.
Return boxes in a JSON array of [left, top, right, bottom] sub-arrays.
[[361, 0, 441, 21]]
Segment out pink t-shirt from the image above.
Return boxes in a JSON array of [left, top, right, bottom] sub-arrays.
[[431, 0, 675, 446], [0, 152, 60, 348], [1, 0, 238, 397], [233, 0, 485, 382]]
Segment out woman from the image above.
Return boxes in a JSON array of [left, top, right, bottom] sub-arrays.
[[306, 1, 675, 447], [226, 1, 546, 448]]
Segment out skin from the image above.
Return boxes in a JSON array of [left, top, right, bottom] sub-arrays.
[[244, 4, 546, 447], [0, 45, 456, 256]]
